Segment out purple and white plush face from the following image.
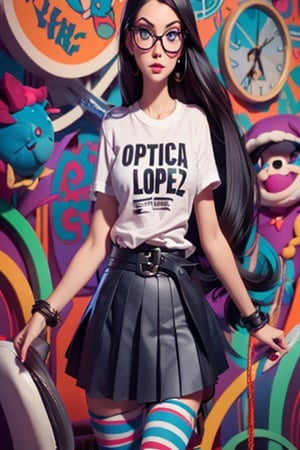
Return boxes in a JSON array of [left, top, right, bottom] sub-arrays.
[[245, 115, 300, 210]]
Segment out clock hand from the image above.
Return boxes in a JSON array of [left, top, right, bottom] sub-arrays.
[[248, 36, 274, 81], [256, 54, 265, 79], [259, 36, 275, 50], [241, 60, 258, 89], [256, 9, 260, 45], [242, 46, 264, 86], [266, 36, 275, 46]]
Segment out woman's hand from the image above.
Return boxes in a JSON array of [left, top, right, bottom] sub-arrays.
[[252, 323, 289, 356], [14, 313, 46, 363]]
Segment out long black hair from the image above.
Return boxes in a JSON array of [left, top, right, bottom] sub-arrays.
[[118, 0, 279, 294]]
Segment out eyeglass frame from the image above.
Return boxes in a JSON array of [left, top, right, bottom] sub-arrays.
[[130, 26, 187, 54]]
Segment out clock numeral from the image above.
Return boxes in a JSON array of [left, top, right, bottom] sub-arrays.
[[230, 40, 242, 51], [230, 58, 240, 69], [277, 63, 283, 72]]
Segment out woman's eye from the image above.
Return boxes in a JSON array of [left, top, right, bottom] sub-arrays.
[[166, 30, 179, 42], [138, 28, 152, 40]]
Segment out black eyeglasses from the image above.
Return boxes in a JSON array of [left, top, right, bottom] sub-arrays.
[[131, 26, 186, 53]]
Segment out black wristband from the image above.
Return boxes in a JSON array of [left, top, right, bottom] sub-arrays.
[[31, 300, 61, 328], [241, 306, 269, 332]]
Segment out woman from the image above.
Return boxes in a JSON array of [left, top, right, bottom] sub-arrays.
[[15, 1, 288, 448]]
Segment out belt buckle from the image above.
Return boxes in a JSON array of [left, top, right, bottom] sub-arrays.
[[137, 248, 161, 277]]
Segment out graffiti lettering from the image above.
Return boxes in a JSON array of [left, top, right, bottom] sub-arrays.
[[30, 0, 86, 56]]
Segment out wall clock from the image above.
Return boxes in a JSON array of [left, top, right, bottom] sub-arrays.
[[218, 0, 291, 103]]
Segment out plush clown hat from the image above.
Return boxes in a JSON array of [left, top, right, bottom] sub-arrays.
[[245, 114, 300, 160]]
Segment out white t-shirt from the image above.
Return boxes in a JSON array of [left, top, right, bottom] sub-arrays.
[[91, 100, 220, 256]]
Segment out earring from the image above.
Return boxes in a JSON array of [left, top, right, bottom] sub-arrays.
[[174, 53, 187, 82], [128, 56, 140, 77]]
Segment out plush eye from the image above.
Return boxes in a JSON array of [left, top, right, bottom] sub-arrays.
[[35, 127, 42, 137]]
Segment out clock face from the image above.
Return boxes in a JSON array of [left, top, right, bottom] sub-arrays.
[[219, 0, 291, 103]]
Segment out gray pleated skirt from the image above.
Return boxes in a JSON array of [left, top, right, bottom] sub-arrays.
[[65, 248, 228, 404]]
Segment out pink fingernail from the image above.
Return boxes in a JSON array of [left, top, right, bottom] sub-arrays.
[[268, 351, 280, 361]]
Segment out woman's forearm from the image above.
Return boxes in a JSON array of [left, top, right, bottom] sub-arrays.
[[45, 240, 108, 312], [45, 193, 118, 312]]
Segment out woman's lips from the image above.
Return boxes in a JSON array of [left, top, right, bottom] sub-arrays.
[[150, 64, 164, 73]]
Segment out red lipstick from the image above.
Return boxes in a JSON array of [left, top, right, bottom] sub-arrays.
[[150, 63, 164, 73]]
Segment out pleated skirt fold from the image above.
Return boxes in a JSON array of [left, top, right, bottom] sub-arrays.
[[65, 264, 228, 404]]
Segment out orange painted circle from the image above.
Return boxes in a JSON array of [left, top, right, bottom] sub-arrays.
[[3, 0, 125, 77]]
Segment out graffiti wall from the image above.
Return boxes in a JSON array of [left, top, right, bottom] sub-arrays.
[[0, 0, 299, 449]]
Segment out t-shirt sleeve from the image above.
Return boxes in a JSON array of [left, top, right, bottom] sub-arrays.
[[196, 114, 221, 194], [89, 117, 116, 201]]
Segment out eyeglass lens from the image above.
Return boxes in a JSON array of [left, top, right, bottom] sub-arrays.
[[132, 27, 184, 53]]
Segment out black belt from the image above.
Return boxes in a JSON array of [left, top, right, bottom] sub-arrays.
[[108, 245, 216, 356], [109, 245, 189, 277]]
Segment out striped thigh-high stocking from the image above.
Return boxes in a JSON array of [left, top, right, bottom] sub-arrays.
[[140, 399, 196, 450], [89, 406, 144, 449]]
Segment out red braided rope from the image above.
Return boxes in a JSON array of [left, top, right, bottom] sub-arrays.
[[247, 336, 255, 450]]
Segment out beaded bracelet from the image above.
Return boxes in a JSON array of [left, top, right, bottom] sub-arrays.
[[31, 300, 61, 328], [241, 306, 269, 333]]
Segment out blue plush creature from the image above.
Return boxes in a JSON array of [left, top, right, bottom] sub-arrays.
[[0, 73, 55, 190]]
